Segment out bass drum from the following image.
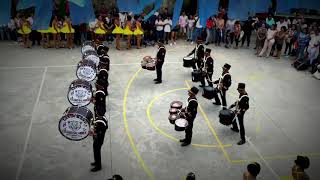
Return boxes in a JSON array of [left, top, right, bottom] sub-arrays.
[[76, 59, 97, 82], [202, 86, 215, 100], [219, 109, 235, 126], [83, 50, 100, 66], [81, 41, 95, 55], [67, 79, 93, 107], [59, 106, 93, 141]]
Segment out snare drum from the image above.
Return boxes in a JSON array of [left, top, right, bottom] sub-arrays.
[[169, 108, 179, 114], [83, 51, 100, 66], [175, 118, 188, 131], [202, 86, 215, 100], [183, 57, 193, 68], [191, 70, 203, 82], [81, 41, 96, 55], [59, 106, 93, 141], [170, 101, 183, 109], [219, 109, 236, 126], [67, 79, 93, 107], [143, 56, 152, 62], [168, 114, 179, 124], [76, 59, 97, 82]]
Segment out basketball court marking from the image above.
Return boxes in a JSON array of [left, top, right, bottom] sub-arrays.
[[15, 67, 47, 180]]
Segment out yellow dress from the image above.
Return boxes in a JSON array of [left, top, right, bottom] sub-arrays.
[[123, 25, 133, 35], [49, 26, 60, 34], [37, 29, 49, 33], [94, 27, 106, 34], [60, 22, 75, 33], [112, 25, 123, 34], [18, 23, 31, 34], [133, 24, 143, 36]]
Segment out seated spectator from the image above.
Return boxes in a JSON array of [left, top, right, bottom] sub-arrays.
[[276, 18, 288, 31], [243, 162, 261, 180], [256, 23, 267, 55], [296, 28, 310, 61], [284, 24, 296, 57], [274, 26, 287, 59], [187, 15, 195, 42], [258, 24, 277, 57], [292, 155, 310, 180]]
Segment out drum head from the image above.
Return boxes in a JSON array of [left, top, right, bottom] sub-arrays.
[[169, 108, 179, 114], [77, 61, 97, 82], [168, 114, 179, 124], [183, 57, 193, 61], [68, 83, 93, 107], [59, 106, 92, 141], [175, 118, 188, 127], [170, 101, 183, 109], [81, 45, 95, 55], [84, 54, 100, 66]]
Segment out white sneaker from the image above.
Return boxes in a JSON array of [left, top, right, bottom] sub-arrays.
[[174, 42, 176, 45], [170, 43, 173, 46], [191, 41, 194, 45]]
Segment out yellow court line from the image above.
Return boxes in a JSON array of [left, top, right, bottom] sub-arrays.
[[146, 87, 232, 148], [123, 68, 156, 180], [185, 81, 233, 163]]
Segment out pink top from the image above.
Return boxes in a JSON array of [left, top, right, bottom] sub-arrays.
[[179, 15, 187, 27]]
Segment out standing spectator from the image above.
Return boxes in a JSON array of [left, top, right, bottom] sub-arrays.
[[0, 23, 10, 41], [233, 21, 241, 49], [243, 162, 261, 180], [17, 16, 32, 48], [163, 16, 172, 45], [105, 14, 114, 44], [276, 18, 288, 31], [215, 15, 224, 46], [187, 15, 195, 41], [8, 18, 17, 41], [179, 12, 188, 38], [79, 23, 88, 44], [119, 12, 126, 28], [133, 16, 144, 49], [171, 23, 179, 46], [274, 26, 287, 59], [284, 24, 296, 56], [255, 23, 267, 55], [241, 17, 254, 48], [28, 14, 40, 46], [155, 16, 164, 42], [266, 14, 275, 28], [192, 14, 203, 44], [161, 8, 170, 20], [307, 30, 320, 68], [225, 18, 235, 48], [205, 17, 214, 45], [258, 24, 277, 57], [296, 28, 310, 61]]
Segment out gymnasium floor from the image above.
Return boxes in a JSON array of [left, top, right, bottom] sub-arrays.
[[0, 40, 319, 180]]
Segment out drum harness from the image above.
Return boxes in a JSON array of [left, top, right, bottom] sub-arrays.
[[156, 46, 166, 64], [229, 95, 249, 124], [216, 73, 230, 93]]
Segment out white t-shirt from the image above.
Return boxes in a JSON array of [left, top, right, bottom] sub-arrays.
[[119, 13, 126, 27], [267, 29, 277, 39], [195, 17, 202, 28], [188, 19, 195, 28], [163, 19, 172, 32], [27, 17, 33, 26], [155, 19, 164, 31], [309, 35, 320, 48], [276, 21, 288, 31]]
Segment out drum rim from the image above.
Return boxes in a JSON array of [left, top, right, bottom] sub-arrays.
[[175, 118, 188, 127], [81, 45, 96, 55], [76, 66, 97, 82], [183, 57, 193, 60], [67, 86, 93, 107]]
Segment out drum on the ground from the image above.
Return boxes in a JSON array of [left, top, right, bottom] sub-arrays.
[[168, 114, 179, 124], [202, 86, 215, 100], [183, 57, 194, 68], [170, 101, 183, 109], [81, 41, 95, 55], [83, 50, 100, 66], [191, 70, 203, 82], [175, 118, 188, 131], [67, 79, 93, 107], [146, 60, 156, 71], [76, 59, 97, 82], [219, 109, 236, 126], [59, 106, 93, 141]]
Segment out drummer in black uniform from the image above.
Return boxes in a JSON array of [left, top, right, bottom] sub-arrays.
[[179, 86, 199, 146], [154, 40, 166, 84], [92, 89, 106, 118], [96, 70, 109, 96], [229, 83, 249, 145], [200, 48, 214, 87], [187, 36, 205, 70], [90, 115, 108, 172], [98, 46, 110, 71], [212, 63, 232, 109]]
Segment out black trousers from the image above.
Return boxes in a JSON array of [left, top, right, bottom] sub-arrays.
[[31, 30, 41, 45], [200, 72, 213, 87], [213, 89, 227, 107], [156, 62, 164, 81], [232, 113, 245, 141], [241, 32, 251, 47], [185, 117, 195, 143], [93, 133, 105, 167], [192, 59, 202, 70]]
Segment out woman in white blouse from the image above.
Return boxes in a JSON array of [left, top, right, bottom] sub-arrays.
[[258, 24, 277, 57], [163, 16, 172, 45]]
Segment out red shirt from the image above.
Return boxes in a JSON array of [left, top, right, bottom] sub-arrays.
[[206, 19, 214, 29]]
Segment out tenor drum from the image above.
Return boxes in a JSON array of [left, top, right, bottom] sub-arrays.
[[67, 79, 93, 107], [76, 59, 97, 82], [168, 114, 179, 124], [146, 61, 156, 71], [202, 86, 215, 100], [169, 108, 179, 115], [174, 118, 188, 131], [59, 106, 93, 141], [191, 70, 203, 82], [170, 101, 183, 109], [183, 57, 193, 68], [83, 50, 100, 66], [219, 109, 236, 126], [81, 41, 96, 55]]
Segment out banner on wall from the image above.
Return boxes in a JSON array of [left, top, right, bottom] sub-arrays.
[[17, 0, 35, 10], [144, 0, 163, 20], [198, 0, 219, 26], [0, 0, 11, 25], [69, 0, 95, 25], [172, 0, 183, 27], [32, 0, 53, 30]]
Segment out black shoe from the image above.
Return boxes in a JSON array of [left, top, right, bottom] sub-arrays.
[[222, 107, 227, 110], [212, 102, 221, 105], [181, 142, 191, 146], [205, 42, 209, 45], [90, 162, 96, 166], [237, 140, 246, 145], [230, 127, 239, 133], [179, 139, 186, 142], [155, 81, 162, 84], [90, 166, 102, 172], [153, 79, 158, 81]]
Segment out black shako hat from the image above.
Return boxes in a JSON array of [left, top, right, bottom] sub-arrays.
[[188, 86, 199, 95], [223, 63, 231, 70], [295, 155, 310, 169], [247, 162, 261, 177], [205, 48, 211, 53], [237, 83, 246, 90]]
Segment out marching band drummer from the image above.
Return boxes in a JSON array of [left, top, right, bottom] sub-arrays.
[[94, 16, 107, 42], [187, 36, 205, 71], [200, 48, 214, 87], [212, 63, 232, 109], [112, 14, 123, 50], [154, 40, 166, 84], [90, 115, 108, 172], [179, 86, 199, 146], [229, 83, 249, 145], [92, 87, 106, 117], [98, 46, 110, 71], [96, 74, 109, 96]]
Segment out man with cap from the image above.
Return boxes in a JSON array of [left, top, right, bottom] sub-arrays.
[[90, 115, 108, 172], [187, 36, 205, 71], [243, 162, 260, 180], [98, 46, 110, 71], [200, 48, 214, 87], [291, 155, 310, 180], [229, 82, 249, 145], [154, 40, 166, 84], [179, 86, 199, 146], [212, 63, 232, 109]]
